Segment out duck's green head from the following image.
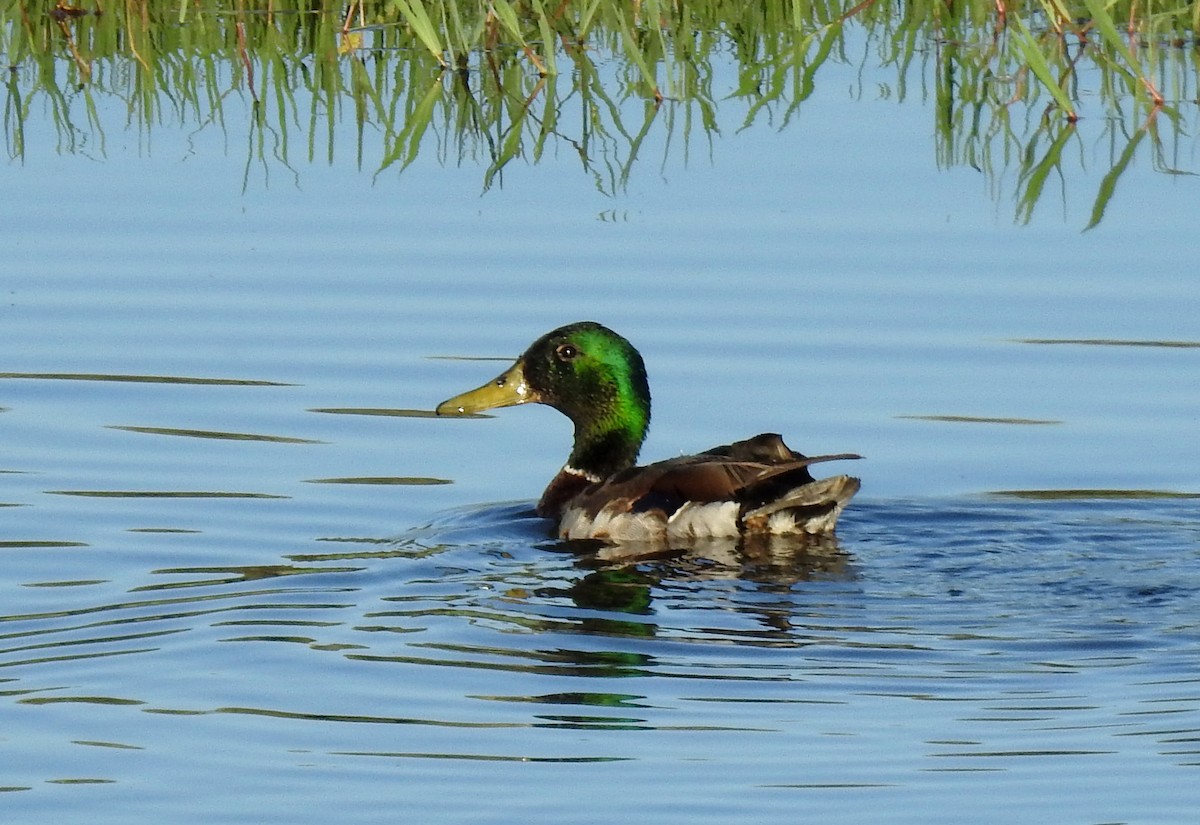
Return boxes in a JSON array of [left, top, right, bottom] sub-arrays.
[[436, 322, 651, 478]]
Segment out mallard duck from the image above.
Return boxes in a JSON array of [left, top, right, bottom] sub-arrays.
[[436, 322, 860, 544]]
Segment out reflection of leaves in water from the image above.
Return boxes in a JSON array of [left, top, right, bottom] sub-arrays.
[[127, 528, 202, 534], [1014, 338, 1200, 349], [991, 489, 1200, 500], [21, 696, 145, 706], [22, 579, 108, 587], [0, 372, 291, 386], [288, 540, 447, 562], [108, 425, 323, 444], [1085, 124, 1146, 230], [73, 740, 144, 751], [566, 569, 656, 615], [1014, 122, 1077, 226], [309, 407, 489, 419], [472, 691, 653, 709], [46, 490, 289, 499], [132, 564, 364, 592], [333, 750, 629, 763], [6, 2, 1196, 221], [304, 477, 453, 485], [898, 415, 1061, 425]]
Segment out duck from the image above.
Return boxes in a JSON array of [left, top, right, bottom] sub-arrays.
[[435, 321, 860, 544]]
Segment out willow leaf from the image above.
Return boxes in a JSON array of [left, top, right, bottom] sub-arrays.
[[1009, 14, 1076, 119], [391, 0, 448, 66], [1085, 127, 1145, 230]]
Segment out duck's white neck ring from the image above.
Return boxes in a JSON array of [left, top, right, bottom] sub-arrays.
[[563, 464, 603, 484]]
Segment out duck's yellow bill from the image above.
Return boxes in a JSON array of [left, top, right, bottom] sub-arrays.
[[435, 359, 539, 416]]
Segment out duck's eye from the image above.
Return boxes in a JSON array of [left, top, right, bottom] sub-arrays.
[[556, 344, 578, 362]]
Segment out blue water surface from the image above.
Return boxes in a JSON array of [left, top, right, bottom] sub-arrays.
[[3, 28, 1200, 825]]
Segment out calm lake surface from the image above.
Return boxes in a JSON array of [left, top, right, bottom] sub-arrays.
[[3, 17, 1199, 825]]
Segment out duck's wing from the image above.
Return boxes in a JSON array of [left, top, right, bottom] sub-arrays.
[[576, 433, 861, 514], [550, 433, 861, 542], [699, 432, 806, 462]]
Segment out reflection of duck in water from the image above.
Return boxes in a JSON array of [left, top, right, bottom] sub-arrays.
[[437, 322, 860, 546]]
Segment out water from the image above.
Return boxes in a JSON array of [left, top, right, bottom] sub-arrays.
[[3, 22, 1200, 825], [3, 498, 1198, 822]]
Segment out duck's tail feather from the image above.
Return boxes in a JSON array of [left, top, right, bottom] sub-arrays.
[[742, 475, 861, 535]]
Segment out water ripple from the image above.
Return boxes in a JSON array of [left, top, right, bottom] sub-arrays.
[[1, 496, 1197, 820]]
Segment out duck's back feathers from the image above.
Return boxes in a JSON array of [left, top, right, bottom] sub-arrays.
[[545, 433, 860, 543]]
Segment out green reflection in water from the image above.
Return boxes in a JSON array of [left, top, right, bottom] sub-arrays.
[[107, 425, 324, 444], [132, 563, 364, 592], [332, 750, 630, 763], [347, 643, 654, 678], [0, 372, 292, 386], [897, 415, 1062, 425], [72, 740, 145, 750], [309, 407, 473, 418], [126, 528, 202, 534], [20, 696, 145, 706], [991, 488, 1200, 500], [45, 490, 289, 499], [305, 476, 453, 485], [212, 704, 522, 728], [2, 1, 1196, 223], [22, 580, 109, 588], [472, 691, 652, 708], [1015, 338, 1200, 349]]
